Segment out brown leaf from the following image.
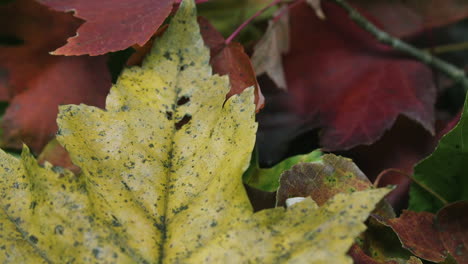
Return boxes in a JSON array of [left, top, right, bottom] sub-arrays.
[[436, 201, 468, 264], [348, 244, 399, 264], [277, 154, 373, 206], [251, 7, 289, 90], [199, 17, 264, 111], [386, 210, 447, 262]]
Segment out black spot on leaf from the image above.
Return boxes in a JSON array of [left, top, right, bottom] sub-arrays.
[[175, 114, 191, 130], [29, 235, 38, 244], [177, 96, 190, 106]]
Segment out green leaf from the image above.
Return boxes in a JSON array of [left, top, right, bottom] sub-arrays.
[[0, 1, 390, 262], [244, 149, 322, 192], [198, 0, 276, 42], [409, 103, 468, 213]]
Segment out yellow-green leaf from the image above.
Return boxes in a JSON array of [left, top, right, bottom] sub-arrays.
[[0, 0, 391, 263]]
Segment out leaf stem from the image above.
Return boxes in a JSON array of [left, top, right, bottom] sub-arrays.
[[328, 0, 468, 90], [225, 0, 283, 44], [373, 168, 448, 206]]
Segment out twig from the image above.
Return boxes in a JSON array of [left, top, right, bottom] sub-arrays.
[[426, 41, 468, 55], [328, 0, 468, 90], [273, 0, 304, 22], [373, 168, 448, 206], [225, 0, 283, 44]]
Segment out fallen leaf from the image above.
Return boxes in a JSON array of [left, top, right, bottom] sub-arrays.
[[0, 1, 391, 262], [348, 244, 399, 264], [37, 138, 80, 174], [341, 115, 458, 211], [1, 56, 110, 153], [283, 1, 436, 151], [374, 203, 468, 264], [354, 0, 468, 38], [251, 7, 289, 90], [277, 154, 374, 206], [362, 216, 416, 263], [39, 0, 173, 55], [0, 0, 80, 100], [198, 0, 275, 40], [244, 149, 322, 192], [198, 17, 264, 111], [127, 17, 265, 111], [436, 201, 468, 264], [386, 211, 447, 262], [125, 25, 169, 67], [409, 94, 468, 212]]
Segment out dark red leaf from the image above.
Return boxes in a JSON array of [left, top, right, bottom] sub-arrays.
[[39, 0, 174, 55], [348, 244, 398, 264], [1, 56, 110, 153], [354, 0, 468, 38], [0, 0, 81, 100], [0, 0, 110, 153], [436, 201, 468, 264], [283, 2, 436, 151], [386, 210, 447, 262], [340, 115, 459, 210]]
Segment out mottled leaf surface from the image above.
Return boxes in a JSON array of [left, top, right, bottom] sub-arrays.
[[277, 154, 374, 206], [348, 244, 400, 264], [0, 1, 390, 263], [379, 203, 468, 264], [39, 0, 173, 55]]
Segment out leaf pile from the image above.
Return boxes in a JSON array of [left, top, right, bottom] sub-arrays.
[[1, 0, 468, 262], [0, 1, 391, 262]]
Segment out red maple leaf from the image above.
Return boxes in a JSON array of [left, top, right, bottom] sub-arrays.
[[39, 0, 174, 55], [283, 1, 436, 151], [0, 0, 110, 153]]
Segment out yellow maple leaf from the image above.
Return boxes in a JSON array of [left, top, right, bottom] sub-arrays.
[[0, 0, 390, 263]]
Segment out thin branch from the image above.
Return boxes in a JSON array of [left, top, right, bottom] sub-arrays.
[[373, 168, 448, 206], [426, 41, 468, 55], [328, 0, 468, 89], [225, 0, 283, 45]]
